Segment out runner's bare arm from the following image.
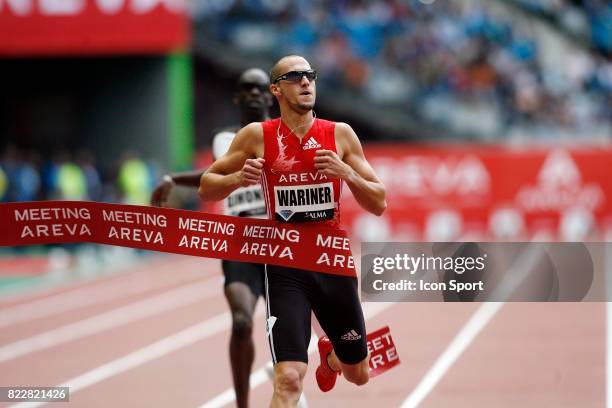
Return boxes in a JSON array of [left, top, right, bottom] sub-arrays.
[[151, 170, 204, 207], [314, 123, 386, 215], [198, 123, 264, 201]]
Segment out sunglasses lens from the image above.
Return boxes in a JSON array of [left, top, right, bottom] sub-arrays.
[[282, 70, 317, 82], [285, 71, 303, 82]]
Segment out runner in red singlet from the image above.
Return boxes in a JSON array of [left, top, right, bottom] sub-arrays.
[[199, 55, 387, 408], [260, 117, 342, 227]]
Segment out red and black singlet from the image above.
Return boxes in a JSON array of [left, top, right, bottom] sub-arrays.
[[260, 118, 343, 228]]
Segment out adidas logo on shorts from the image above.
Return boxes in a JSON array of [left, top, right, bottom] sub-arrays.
[[340, 329, 362, 341], [303, 136, 322, 150]]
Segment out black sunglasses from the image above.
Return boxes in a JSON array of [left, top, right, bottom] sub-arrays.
[[273, 70, 317, 84]]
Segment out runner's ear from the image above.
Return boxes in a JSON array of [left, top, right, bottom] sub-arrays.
[[270, 84, 281, 97]]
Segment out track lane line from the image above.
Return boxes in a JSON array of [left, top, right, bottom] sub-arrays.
[[400, 302, 504, 408], [0, 254, 184, 306], [0, 275, 222, 364], [8, 308, 266, 408], [0, 260, 215, 329], [399, 243, 550, 407]]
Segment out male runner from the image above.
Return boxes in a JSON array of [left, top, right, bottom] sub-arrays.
[[199, 55, 386, 408], [151, 68, 273, 408]]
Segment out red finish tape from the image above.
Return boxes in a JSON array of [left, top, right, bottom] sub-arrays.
[[0, 201, 356, 277], [367, 326, 401, 378]]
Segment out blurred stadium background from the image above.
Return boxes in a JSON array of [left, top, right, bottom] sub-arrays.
[[0, 0, 611, 407]]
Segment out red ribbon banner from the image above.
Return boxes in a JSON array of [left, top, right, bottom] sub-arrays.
[[367, 326, 401, 378], [0, 201, 356, 277]]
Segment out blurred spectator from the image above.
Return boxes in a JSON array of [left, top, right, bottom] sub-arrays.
[[585, 0, 612, 54], [0, 146, 120, 202], [41, 150, 61, 200], [0, 163, 7, 202], [1, 146, 41, 202], [46, 150, 87, 201], [117, 152, 152, 205], [515, 0, 611, 54], [146, 159, 163, 195], [76, 149, 103, 201], [195, 0, 611, 140]]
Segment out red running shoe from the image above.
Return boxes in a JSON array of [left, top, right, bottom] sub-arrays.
[[316, 336, 340, 392]]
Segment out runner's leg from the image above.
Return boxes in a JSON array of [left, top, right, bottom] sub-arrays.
[[224, 282, 258, 408]]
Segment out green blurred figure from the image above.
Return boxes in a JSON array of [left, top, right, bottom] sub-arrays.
[[0, 165, 7, 201], [118, 154, 151, 205], [57, 161, 87, 201]]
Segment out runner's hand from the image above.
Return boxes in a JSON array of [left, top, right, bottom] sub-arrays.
[[314, 150, 352, 179], [240, 158, 265, 186], [151, 175, 174, 207]]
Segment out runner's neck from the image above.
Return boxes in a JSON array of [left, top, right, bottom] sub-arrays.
[[280, 111, 315, 141]]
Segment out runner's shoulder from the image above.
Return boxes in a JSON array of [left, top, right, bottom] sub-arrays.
[[333, 122, 355, 136], [333, 122, 360, 154]]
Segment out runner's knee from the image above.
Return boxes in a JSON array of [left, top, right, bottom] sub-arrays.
[[231, 311, 253, 339], [343, 360, 369, 386], [274, 366, 303, 397], [351, 370, 369, 386]]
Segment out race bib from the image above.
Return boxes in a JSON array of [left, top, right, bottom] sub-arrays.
[[274, 182, 335, 222], [224, 185, 267, 217]]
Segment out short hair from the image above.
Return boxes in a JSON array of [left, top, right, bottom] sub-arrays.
[[269, 55, 309, 83]]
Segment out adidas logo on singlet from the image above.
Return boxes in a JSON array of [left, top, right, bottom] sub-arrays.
[[340, 329, 362, 341], [302, 136, 322, 150]]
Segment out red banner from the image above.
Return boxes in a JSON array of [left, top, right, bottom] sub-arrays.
[[341, 145, 612, 241], [367, 326, 400, 378], [0, 201, 356, 277], [0, 0, 188, 55]]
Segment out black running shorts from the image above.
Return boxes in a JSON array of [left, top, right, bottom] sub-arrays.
[[264, 264, 367, 365], [222, 260, 266, 299]]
